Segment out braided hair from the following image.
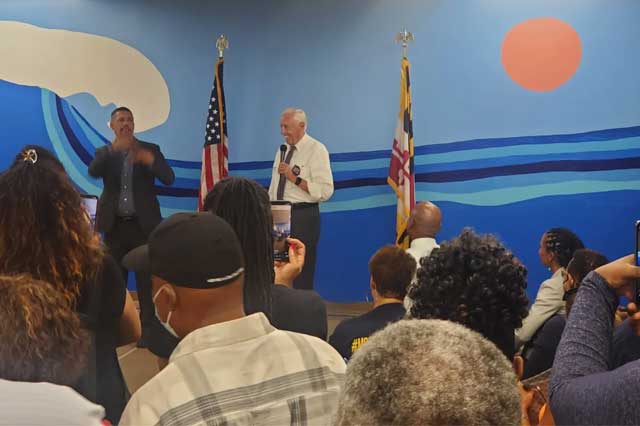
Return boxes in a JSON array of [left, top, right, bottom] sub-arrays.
[[543, 228, 585, 268], [204, 177, 273, 319]]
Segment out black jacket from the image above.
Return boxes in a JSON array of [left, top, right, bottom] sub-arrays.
[[88, 141, 174, 236], [272, 284, 328, 340]]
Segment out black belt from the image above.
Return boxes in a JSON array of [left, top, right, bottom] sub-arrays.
[[117, 215, 138, 222], [292, 202, 318, 210]]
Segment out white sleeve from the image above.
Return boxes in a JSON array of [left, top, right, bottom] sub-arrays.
[[306, 143, 334, 202], [267, 150, 280, 201], [515, 278, 565, 348]]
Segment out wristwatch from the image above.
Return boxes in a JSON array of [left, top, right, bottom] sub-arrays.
[[295, 177, 302, 186]]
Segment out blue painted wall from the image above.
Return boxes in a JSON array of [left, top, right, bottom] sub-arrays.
[[1, 0, 639, 301]]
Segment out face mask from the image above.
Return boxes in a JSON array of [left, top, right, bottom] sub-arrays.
[[153, 285, 179, 338]]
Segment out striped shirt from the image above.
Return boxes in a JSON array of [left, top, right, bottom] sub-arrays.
[[120, 313, 345, 426]]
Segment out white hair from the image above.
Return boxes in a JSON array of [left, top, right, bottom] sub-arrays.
[[281, 108, 307, 130], [334, 319, 521, 426]]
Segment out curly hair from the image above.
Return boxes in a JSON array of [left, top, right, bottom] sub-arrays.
[[369, 245, 416, 299], [203, 177, 273, 319], [407, 228, 529, 360], [334, 319, 521, 426], [543, 228, 585, 268], [0, 145, 104, 305], [0, 274, 89, 385]]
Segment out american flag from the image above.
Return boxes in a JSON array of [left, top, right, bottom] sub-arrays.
[[199, 57, 229, 211], [387, 57, 415, 248]]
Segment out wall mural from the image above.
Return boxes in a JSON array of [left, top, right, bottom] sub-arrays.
[[0, 5, 638, 301]]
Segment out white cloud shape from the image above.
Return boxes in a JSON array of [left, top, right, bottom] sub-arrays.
[[0, 21, 169, 131]]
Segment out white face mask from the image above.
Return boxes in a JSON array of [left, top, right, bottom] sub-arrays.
[[153, 285, 179, 338]]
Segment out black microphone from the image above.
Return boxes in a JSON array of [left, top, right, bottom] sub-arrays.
[[280, 144, 287, 162]]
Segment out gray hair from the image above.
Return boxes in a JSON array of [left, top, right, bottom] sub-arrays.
[[334, 319, 521, 426], [281, 108, 307, 130]]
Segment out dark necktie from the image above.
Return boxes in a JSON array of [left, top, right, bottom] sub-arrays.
[[276, 145, 296, 200]]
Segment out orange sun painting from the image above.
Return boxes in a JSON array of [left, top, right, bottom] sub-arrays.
[[502, 17, 582, 92]]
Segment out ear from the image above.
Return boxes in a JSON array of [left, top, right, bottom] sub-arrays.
[[370, 277, 378, 298], [151, 277, 178, 314], [512, 355, 524, 380]]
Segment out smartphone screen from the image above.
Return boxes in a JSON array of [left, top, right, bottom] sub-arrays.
[[635, 220, 640, 303], [271, 201, 292, 262], [81, 194, 98, 227]]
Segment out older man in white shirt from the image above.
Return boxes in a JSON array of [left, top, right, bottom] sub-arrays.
[[269, 108, 334, 290]]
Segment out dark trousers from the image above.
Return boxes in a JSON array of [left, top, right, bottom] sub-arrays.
[[103, 217, 153, 333], [291, 203, 320, 290]]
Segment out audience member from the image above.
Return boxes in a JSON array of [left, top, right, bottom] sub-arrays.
[[329, 245, 416, 361], [405, 201, 442, 263], [563, 248, 609, 315], [0, 274, 105, 426], [407, 228, 529, 361], [120, 213, 345, 425], [550, 255, 640, 425], [0, 145, 140, 424], [515, 228, 584, 350], [334, 319, 521, 426], [522, 248, 608, 379], [204, 176, 328, 339], [126, 176, 327, 362]]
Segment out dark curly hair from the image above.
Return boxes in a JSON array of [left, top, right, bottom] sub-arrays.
[[408, 228, 529, 360], [543, 228, 585, 268], [369, 245, 416, 299], [203, 177, 273, 319], [0, 145, 104, 305], [0, 274, 89, 385]]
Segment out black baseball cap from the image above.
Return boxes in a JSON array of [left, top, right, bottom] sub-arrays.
[[123, 212, 244, 289]]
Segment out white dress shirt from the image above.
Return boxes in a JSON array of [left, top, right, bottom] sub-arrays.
[[268, 133, 334, 203], [404, 237, 440, 310], [120, 313, 345, 426], [406, 237, 440, 264]]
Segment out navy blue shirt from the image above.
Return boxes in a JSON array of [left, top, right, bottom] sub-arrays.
[[117, 151, 135, 216], [329, 303, 405, 361]]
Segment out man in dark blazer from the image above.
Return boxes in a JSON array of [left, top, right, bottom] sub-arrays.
[[89, 106, 175, 342]]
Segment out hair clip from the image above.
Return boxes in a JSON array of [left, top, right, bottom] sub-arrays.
[[22, 149, 38, 164]]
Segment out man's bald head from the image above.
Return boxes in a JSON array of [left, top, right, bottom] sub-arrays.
[[407, 201, 442, 240]]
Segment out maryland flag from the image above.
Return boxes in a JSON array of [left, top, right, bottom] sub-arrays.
[[387, 57, 415, 248]]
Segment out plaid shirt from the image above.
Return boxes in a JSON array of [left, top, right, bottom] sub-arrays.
[[120, 313, 345, 426]]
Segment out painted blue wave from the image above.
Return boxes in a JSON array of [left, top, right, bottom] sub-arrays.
[[2, 79, 640, 301], [33, 86, 640, 215]]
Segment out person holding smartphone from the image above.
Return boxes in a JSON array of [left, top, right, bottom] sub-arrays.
[[206, 177, 328, 340], [549, 254, 640, 425], [268, 108, 334, 290]]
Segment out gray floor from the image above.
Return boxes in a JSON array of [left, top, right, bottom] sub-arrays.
[[117, 300, 371, 393]]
